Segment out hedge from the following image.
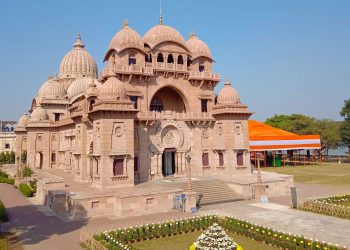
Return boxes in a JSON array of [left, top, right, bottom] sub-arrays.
[[0, 200, 7, 222], [300, 195, 350, 220], [93, 215, 345, 250], [19, 183, 33, 197], [0, 177, 15, 185], [0, 169, 9, 178]]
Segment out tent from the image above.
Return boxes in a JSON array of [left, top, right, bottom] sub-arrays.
[[248, 120, 321, 151]]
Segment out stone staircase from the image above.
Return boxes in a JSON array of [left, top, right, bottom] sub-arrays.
[[163, 178, 243, 207]]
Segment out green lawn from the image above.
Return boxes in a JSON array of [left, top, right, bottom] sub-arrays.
[[131, 230, 277, 250], [0, 238, 7, 250], [263, 163, 350, 186]]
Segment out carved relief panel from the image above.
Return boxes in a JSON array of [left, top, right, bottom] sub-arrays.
[[111, 122, 126, 153], [149, 120, 190, 153], [201, 127, 210, 149], [214, 122, 225, 150], [234, 122, 244, 148]]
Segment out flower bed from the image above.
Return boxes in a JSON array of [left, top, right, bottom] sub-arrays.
[[300, 194, 350, 219], [89, 215, 346, 250]]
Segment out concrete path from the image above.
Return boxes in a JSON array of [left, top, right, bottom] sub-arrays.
[[200, 200, 350, 248], [2, 182, 350, 249]]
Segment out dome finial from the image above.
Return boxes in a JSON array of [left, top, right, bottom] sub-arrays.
[[189, 32, 196, 38], [122, 19, 129, 28], [159, 0, 163, 25], [74, 32, 85, 49], [224, 79, 231, 86], [48, 73, 53, 80]]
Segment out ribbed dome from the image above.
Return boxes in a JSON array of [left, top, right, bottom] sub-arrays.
[[217, 80, 241, 105], [67, 77, 101, 101], [31, 106, 49, 121], [59, 33, 98, 79], [99, 76, 127, 100], [86, 79, 100, 97], [17, 113, 30, 127], [108, 22, 144, 53], [143, 25, 186, 48], [186, 34, 211, 60], [38, 77, 66, 100]]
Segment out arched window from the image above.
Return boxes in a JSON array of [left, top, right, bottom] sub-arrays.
[[145, 54, 152, 63], [167, 54, 174, 64], [150, 97, 163, 112], [202, 153, 209, 167], [237, 151, 244, 166], [157, 53, 164, 62], [89, 100, 95, 111], [199, 61, 205, 72], [128, 52, 136, 65], [177, 55, 184, 64], [187, 58, 191, 67], [218, 152, 224, 166]]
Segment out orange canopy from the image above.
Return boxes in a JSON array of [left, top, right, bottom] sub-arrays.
[[248, 120, 321, 151]]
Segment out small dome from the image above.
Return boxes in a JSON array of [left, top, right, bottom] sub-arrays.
[[17, 113, 30, 127], [67, 77, 101, 102], [99, 76, 127, 100], [143, 25, 186, 48], [217, 80, 241, 105], [186, 34, 211, 60], [86, 79, 100, 97], [59, 33, 98, 79], [31, 106, 49, 121], [108, 22, 144, 53], [38, 76, 66, 101]]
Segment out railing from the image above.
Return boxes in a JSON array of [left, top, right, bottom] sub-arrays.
[[188, 71, 220, 80], [136, 111, 214, 120]]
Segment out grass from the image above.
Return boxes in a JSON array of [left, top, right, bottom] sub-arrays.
[[0, 237, 7, 250], [131, 230, 277, 250], [262, 163, 350, 186]]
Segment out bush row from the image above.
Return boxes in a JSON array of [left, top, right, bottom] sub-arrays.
[[0, 200, 8, 223], [0, 177, 15, 185], [19, 183, 33, 197], [92, 215, 345, 250], [300, 195, 350, 220], [0, 151, 15, 164]]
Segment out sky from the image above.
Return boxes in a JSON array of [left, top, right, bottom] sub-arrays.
[[0, 0, 349, 122]]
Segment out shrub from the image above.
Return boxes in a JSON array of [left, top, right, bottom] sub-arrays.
[[0, 200, 8, 222], [0, 177, 15, 185], [0, 169, 9, 178], [0, 151, 15, 164], [23, 166, 33, 177], [19, 183, 33, 197], [29, 179, 37, 193]]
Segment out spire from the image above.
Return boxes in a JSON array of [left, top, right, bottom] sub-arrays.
[[122, 19, 129, 28], [159, 0, 163, 25], [73, 33, 85, 49]]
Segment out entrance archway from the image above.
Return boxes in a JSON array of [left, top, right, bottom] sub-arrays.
[[35, 152, 43, 169], [150, 86, 187, 112], [162, 148, 175, 176]]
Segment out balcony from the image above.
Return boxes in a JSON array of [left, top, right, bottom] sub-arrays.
[[154, 62, 187, 73], [188, 71, 220, 81], [136, 111, 214, 122]]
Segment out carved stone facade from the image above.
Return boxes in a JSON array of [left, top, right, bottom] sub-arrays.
[[15, 20, 252, 189]]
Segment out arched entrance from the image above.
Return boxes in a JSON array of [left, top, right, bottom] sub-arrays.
[[150, 86, 187, 112], [162, 148, 176, 176], [35, 152, 43, 169]]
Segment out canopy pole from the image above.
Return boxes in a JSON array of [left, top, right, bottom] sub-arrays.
[[273, 151, 276, 168], [294, 150, 297, 167], [264, 151, 266, 168], [283, 151, 286, 167]]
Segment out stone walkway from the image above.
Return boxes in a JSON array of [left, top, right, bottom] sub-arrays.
[[2, 182, 350, 249], [200, 201, 350, 248]]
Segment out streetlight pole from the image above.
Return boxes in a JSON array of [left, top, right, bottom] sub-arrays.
[[257, 152, 262, 183], [186, 154, 192, 191]]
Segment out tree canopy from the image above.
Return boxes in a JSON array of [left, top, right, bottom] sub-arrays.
[[265, 114, 341, 151], [340, 98, 350, 151]]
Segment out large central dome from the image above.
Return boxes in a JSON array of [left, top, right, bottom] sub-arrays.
[[143, 24, 186, 48], [59, 34, 98, 79]]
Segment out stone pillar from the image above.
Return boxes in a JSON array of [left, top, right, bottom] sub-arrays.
[[184, 191, 197, 213]]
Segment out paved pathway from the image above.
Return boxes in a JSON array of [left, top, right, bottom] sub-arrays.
[[2, 182, 350, 249], [200, 201, 350, 248]]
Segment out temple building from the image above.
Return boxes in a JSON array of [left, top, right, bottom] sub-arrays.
[[15, 20, 253, 190]]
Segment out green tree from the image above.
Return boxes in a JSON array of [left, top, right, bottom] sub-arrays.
[[340, 99, 350, 156], [265, 114, 341, 156]]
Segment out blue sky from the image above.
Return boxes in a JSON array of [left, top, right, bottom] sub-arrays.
[[0, 0, 349, 122]]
